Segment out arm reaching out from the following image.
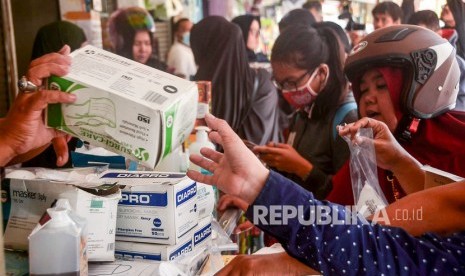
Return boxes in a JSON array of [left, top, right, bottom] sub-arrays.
[[186, 113, 269, 205]]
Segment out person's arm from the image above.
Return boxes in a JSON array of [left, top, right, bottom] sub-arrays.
[[339, 117, 425, 194], [187, 114, 464, 274], [216, 252, 319, 275], [245, 170, 465, 274], [379, 180, 465, 236], [0, 45, 76, 167]]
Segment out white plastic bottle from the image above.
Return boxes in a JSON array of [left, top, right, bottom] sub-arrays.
[[29, 202, 86, 276], [189, 126, 215, 173]]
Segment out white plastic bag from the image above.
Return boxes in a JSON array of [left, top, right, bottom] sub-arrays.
[[342, 128, 388, 217]]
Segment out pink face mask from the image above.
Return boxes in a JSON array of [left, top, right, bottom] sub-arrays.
[[282, 67, 327, 109]]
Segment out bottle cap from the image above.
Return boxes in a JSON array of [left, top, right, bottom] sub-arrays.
[[195, 126, 210, 143]]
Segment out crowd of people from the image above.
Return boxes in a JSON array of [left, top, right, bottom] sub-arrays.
[[2, 0, 465, 274]]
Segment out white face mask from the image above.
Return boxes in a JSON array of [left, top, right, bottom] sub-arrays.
[[182, 32, 190, 46]]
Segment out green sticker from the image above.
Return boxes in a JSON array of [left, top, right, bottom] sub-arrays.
[[91, 200, 103, 208]]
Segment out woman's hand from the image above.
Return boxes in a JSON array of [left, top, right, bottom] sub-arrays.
[[253, 143, 313, 180], [338, 117, 424, 194]]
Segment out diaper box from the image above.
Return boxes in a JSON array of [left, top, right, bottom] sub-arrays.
[[99, 171, 198, 244], [115, 216, 212, 261], [47, 45, 198, 168]]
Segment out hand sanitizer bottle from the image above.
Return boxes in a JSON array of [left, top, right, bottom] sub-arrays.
[[189, 126, 215, 174]]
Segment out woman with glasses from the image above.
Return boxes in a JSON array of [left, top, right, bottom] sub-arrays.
[[253, 25, 357, 199], [190, 16, 283, 145]]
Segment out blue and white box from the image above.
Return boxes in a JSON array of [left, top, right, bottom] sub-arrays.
[[100, 171, 198, 245], [115, 216, 212, 261]]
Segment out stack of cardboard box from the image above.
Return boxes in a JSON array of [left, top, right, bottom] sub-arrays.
[[99, 171, 213, 261]]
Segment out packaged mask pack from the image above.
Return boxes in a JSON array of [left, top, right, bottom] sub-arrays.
[[342, 128, 388, 217], [47, 45, 198, 168]]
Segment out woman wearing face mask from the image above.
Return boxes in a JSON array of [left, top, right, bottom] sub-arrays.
[[108, 7, 167, 72], [166, 18, 197, 79], [232, 14, 269, 63], [253, 25, 358, 198]]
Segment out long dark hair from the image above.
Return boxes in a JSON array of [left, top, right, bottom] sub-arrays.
[[271, 25, 347, 120], [191, 16, 254, 133]]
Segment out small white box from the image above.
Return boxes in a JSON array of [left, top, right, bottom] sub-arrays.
[[47, 45, 198, 168], [100, 171, 198, 244], [423, 165, 464, 189], [3, 177, 121, 261], [115, 216, 212, 261]]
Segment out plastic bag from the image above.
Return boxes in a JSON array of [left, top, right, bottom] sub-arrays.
[[342, 128, 388, 217]]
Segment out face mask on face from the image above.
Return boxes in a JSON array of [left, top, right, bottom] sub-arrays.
[[281, 66, 328, 109], [182, 32, 190, 46]]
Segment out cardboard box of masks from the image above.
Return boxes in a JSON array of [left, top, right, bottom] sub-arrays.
[[47, 45, 198, 168], [99, 171, 199, 245], [115, 215, 212, 261]]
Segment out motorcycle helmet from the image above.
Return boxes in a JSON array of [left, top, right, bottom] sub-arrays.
[[345, 24, 459, 120], [108, 7, 156, 59]]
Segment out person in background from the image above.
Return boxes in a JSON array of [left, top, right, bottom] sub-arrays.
[[442, 0, 465, 60], [108, 7, 167, 71], [166, 18, 197, 79], [328, 25, 465, 205], [302, 0, 323, 22], [31, 21, 87, 60], [278, 8, 316, 33], [253, 25, 358, 198], [400, 0, 415, 24], [371, 1, 403, 30], [215, 25, 465, 274], [314, 21, 351, 55], [190, 16, 282, 145], [407, 9, 465, 111], [23, 21, 87, 168], [232, 14, 269, 63], [441, 4, 456, 29], [186, 112, 465, 275]]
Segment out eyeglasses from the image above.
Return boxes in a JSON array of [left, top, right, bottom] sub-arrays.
[[272, 71, 309, 91]]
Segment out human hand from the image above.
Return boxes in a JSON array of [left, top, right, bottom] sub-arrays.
[[338, 117, 416, 172], [216, 252, 319, 276], [253, 143, 312, 180], [217, 194, 249, 213], [186, 114, 269, 205], [0, 45, 75, 166]]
